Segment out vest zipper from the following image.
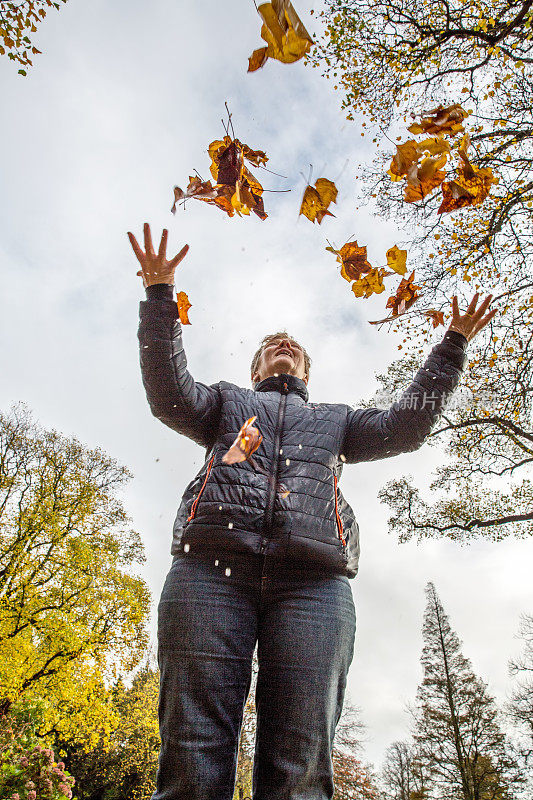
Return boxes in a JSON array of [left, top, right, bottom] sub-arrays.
[[187, 454, 215, 522], [262, 381, 289, 537], [333, 473, 346, 548]]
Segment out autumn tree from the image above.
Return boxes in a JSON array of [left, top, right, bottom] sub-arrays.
[[506, 613, 533, 768], [408, 582, 523, 799], [0, 0, 68, 75], [381, 740, 431, 800], [0, 402, 151, 747], [59, 654, 160, 800], [311, 0, 533, 546]]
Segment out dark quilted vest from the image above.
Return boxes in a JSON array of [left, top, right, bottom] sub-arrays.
[[138, 288, 468, 578]]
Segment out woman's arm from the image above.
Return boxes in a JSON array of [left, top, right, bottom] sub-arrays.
[[131, 224, 222, 449], [341, 330, 467, 463], [341, 293, 498, 463]]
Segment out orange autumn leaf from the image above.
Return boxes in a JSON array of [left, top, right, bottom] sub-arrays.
[[385, 270, 422, 315], [407, 104, 468, 137], [299, 177, 338, 224], [424, 308, 445, 328], [176, 291, 192, 325], [386, 245, 408, 275], [208, 137, 268, 220], [248, 0, 313, 72], [437, 134, 497, 213], [419, 137, 452, 157], [404, 154, 447, 203], [327, 240, 374, 282], [352, 268, 391, 298], [173, 136, 269, 219], [222, 416, 263, 464], [390, 140, 422, 178], [171, 176, 218, 213]]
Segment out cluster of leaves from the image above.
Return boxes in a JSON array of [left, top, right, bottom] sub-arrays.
[[390, 104, 498, 213], [0, 701, 76, 800], [172, 135, 269, 221], [0, 0, 67, 75]]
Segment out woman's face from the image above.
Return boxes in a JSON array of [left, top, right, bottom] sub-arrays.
[[252, 335, 308, 384]]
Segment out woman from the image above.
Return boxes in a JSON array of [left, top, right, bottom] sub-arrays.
[[128, 223, 497, 800]]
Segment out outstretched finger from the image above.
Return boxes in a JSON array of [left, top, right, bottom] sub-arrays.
[[127, 231, 145, 265], [452, 295, 460, 319], [471, 294, 493, 323], [471, 307, 498, 336], [158, 228, 168, 259], [168, 243, 190, 270], [466, 292, 480, 316], [144, 222, 155, 256]]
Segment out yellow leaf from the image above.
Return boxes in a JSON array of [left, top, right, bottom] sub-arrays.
[[386, 245, 407, 275]]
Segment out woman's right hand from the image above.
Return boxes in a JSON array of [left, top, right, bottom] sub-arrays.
[[127, 222, 189, 288]]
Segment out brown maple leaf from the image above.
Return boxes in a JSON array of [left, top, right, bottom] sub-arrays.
[[389, 140, 422, 179], [176, 291, 192, 325], [404, 154, 447, 203], [327, 240, 374, 282], [299, 178, 338, 224], [438, 134, 497, 213], [408, 104, 468, 137], [424, 308, 445, 328], [208, 137, 268, 220], [385, 270, 422, 315], [248, 0, 313, 72], [352, 268, 391, 299]]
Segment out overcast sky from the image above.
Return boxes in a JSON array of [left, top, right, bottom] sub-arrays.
[[1, 0, 531, 771]]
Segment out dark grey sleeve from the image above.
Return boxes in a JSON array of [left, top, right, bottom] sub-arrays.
[[138, 285, 222, 449], [341, 331, 468, 463]]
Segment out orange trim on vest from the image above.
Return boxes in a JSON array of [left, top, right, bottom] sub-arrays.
[[333, 474, 346, 547], [187, 454, 215, 522]]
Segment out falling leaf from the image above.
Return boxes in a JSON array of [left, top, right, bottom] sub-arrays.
[[173, 136, 269, 219], [223, 417, 263, 465], [404, 154, 447, 203], [328, 240, 373, 282], [389, 140, 422, 179], [419, 137, 452, 157], [386, 245, 407, 275], [208, 136, 268, 219], [385, 270, 422, 316], [352, 268, 392, 298], [437, 135, 497, 213], [299, 177, 338, 223], [248, 0, 313, 72], [407, 104, 468, 137], [171, 176, 218, 213], [424, 308, 445, 328], [176, 291, 192, 325]]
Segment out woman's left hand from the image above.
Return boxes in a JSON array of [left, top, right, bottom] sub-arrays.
[[448, 292, 498, 342]]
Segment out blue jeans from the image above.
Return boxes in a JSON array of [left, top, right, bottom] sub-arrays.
[[151, 548, 357, 800]]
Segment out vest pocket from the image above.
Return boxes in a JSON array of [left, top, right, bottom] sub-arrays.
[[187, 454, 215, 522], [333, 472, 346, 548]]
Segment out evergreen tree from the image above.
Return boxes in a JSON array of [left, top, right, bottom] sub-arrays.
[[410, 583, 522, 800]]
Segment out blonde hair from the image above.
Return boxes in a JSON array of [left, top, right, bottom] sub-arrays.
[[250, 330, 311, 386]]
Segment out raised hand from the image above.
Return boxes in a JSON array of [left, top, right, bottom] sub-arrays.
[[448, 292, 498, 342], [127, 223, 189, 288]]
